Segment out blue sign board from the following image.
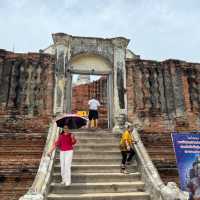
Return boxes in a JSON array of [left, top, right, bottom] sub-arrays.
[[172, 132, 200, 199]]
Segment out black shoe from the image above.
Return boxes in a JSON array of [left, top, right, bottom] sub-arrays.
[[120, 165, 125, 173]]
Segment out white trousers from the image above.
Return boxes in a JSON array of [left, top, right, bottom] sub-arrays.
[[60, 150, 73, 184]]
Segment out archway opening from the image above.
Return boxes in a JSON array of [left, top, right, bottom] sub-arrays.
[[66, 53, 113, 128], [71, 74, 108, 128]]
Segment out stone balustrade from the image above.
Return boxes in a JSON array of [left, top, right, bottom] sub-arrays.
[[133, 128, 189, 200]]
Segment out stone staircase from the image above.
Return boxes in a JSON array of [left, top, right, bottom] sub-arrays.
[[47, 129, 150, 200]]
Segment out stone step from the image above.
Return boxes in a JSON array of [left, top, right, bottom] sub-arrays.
[[72, 130, 112, 134], [73, 144, 120, 151], [54, 144, 120, 153], [150, 155, 175, 160], [147, 150, 174, 155], [49, 181, 145, 194], [0, 158, 40, 163], [0, 151, 43, 156], [72, 132, 120, 139], [75, 138, 120, 144], [0, 145, 44, 149], [56, 151, 121, 159], [0, 155, 42, 160], [47, 192, 150, 200], [73, 132, 120, 138], [53, 164, 138, 173], [52, 172, 141, 183], [55, 158, 122, 165]]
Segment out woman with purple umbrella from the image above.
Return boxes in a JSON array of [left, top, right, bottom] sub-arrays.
[[48, 125, 77, 186]]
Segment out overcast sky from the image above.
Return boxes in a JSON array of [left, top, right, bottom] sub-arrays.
[[0, 0, 199, 62]]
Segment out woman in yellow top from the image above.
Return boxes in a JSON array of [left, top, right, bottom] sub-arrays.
[[120, 124, 136, 173]]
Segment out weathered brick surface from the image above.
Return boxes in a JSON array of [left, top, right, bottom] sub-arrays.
[[0, 50, 53, 199], [0, 49, 54, 132], [72, 77, 108, 128], [126, 58, 200, 185], [126, 59, 200, 132], [0, 132, 46, 200], [140, 131, 179, 184], [0, 176, 33, 200]]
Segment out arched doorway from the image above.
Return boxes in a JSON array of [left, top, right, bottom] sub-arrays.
[[65, 53, 113, 128], [49, 33, 129, 131]]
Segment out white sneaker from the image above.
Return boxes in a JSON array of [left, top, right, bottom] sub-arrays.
[[65, 182, 71, 186], [60, 181, 65, 185]]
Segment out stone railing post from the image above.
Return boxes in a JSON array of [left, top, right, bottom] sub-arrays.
[[112, 112, 126, 133]]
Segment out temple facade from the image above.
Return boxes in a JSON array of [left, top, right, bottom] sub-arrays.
[[0, 33, 199, 199]]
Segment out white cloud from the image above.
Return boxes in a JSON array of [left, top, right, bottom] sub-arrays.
[[0, 0, 200, 62]]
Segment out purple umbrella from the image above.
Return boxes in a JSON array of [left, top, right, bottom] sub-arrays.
[[56, 114, 88, 129]]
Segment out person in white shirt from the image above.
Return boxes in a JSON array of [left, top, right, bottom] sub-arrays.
[[88, 96, 100, 128]]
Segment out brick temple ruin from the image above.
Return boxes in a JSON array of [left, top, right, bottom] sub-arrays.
[[0, 33, 200, 199]]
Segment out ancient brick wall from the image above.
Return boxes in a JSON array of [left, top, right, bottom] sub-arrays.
[[0, 50, 55, 200], [0, 49, 55, 132], [126, 58, 200, 185], [126, 58, 200, 132], [0, 132, 45, 200], [72, 77, 108, 128]]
